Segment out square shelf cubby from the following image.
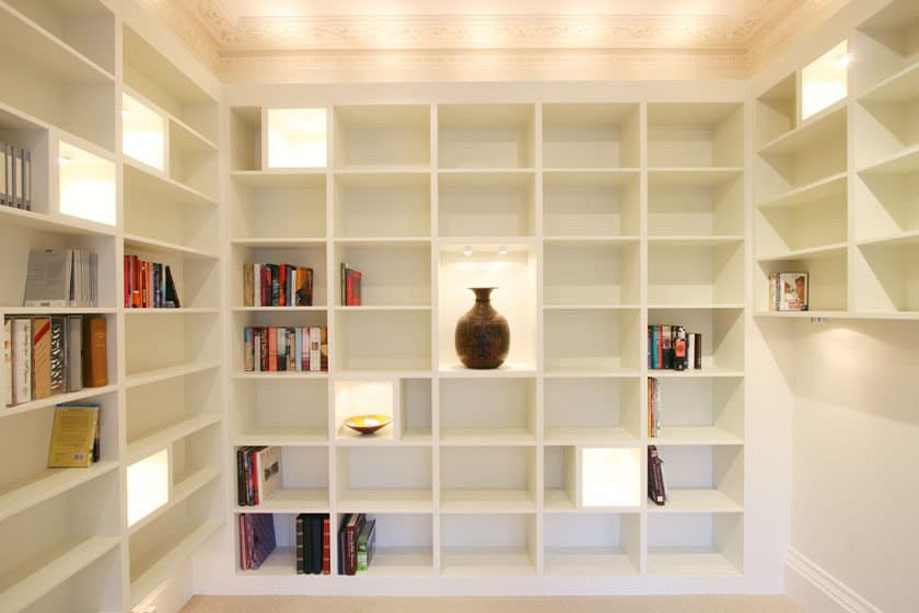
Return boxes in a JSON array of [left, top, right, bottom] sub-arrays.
[[233, 377, 328, 444], [648, 240, 744, 307], [231, 173, 327, 241], [756, 191, 847, 258], [756, 251, 848, 312], [438, 171, 535, 238], [334, 105, 430, 169], [648, 308, 745, 373], [544, 239, 640, 307], [334, 378, 395, 441], [544, 377, 640, 444], [265, 108, 328, 170], [441, 446, 536, 512], [335, 446, 432, 513], [0, 110, 50, 215], [544, 445, 577, 511], [441, 513, 536, 576], [232, 244, 327, 308], [854, 170, 919, 242], [542, 103, 640, 169], [755, 74, 796, 149], [168, 119, 218, 199], [438, 104, 535, 169], [233, 309, 328, 375], [580, 447, 642, 509], [334, 241, 431, 307], [124, 310, 218, 377], [334, 172, 430, 239], [543, 170, 640, 238], [544, 513, 640, 576], [332, 512, 434, 576], [20, 545, 122, 612], [651, 445, 743, 514], [335, 309, 431, 372], [123, 243, 219, 310], [544, 308, 640, 375], [648, 170, 744, 238], [854, 240, 919, 313], [235, 446, 329, 512], [399, 378, 433, 443], [647, 513, 743, 576], [648, 377, 743, 445], [439, 378, 536, 444], [647, 103, 744, 169]]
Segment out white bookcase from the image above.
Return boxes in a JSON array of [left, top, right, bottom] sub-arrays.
[[0, 1, 224, 611], [226, 95, 747, 582]]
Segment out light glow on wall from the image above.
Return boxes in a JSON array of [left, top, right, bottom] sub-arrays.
[[122, 93, 166, 171], [127, 448, 169, 527], [801, 41, 849, 121], [581, 447, 640, 508], [334, 380, 394, 436], [58, 141, 116, 226], [267, 108, 328, 168]]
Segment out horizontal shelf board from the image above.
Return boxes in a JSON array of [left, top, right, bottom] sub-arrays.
[[335, 237, 431, 247], [440, 427, 535, 446], [647, 167, 743, 186], [335, 423, 396, 444], [234, 428, 328, 446], [129, 467, 220, 536], [544, 550, 639, 577], [232, 237, 327, 248], [753, 310, 844, 319], [648, 304, 745, 311], [0, 461, 118, 524], [651, 426, 743, 446], [2, 384, 118, 418], [437, 237, 537, 248], [542, 169, 639, 187], [231, 169, 326, 188], [440, 489, 535, 513], [756, 172, 847, 209], [758, 100, 847, 155], [125, 308, 218, 315], [859, 59, 919, 102], [544, 426, 638, 445], [336, 165, 432, 174], [858, 145, 919, 174], [542, 236, 640, 244], [646, 548, 741, 576], [438, 365, 538, 378], [437, 168, 534, 176], [236, 488, 330, 513], [756, 242, 847, 262], [649, 489, 743, 514], [0, 536, 121, 612], [169, 116, 218, 152], [648, 236, 745, 246], [126, 414, 221, 462], [130, 520, 222, 607], [441, 549, 535, 577], [754, 310, 919, 321], [542, 167, 639, 175], [124, 233, 218, 260], [544, 490, 577, 512], [0, 203, 117, 237], [543, 304, 640, 311], [544, 368, 640, 379], [0, 306, 117, 316], [241, 547, 434, 577], [124, 160, 218, 207], [337, 489, 433, 513], [857, 230, 919, 248], [125, 361, 221, 388], [233, 306, 327, 312], [650, 368, 744, 379], [333, 370, 432, 380], [0, 2, 114, 85], [333, 305, 432, 312], [234, 371, 328, 380]]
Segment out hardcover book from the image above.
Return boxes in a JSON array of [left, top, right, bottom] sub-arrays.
[[255, 446, 282, 503], [47, 403, 99, 468], [82, 317, 107, 388], [648, 445, 666, 506], [49, 317, 66, 395], [31, 317, 51, 400], [773, 272, 809, 311], [11, 318, 31, 405]]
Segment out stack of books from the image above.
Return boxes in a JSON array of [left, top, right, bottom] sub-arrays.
[[243, 326, 328, 372], [340, 263, 362, 306], [25, 249, 99, 308], [236, 445, 281, 506], [0, 145, 32, 211], [648, 445, 666, 506], [338, 513, 376, 575], [3, 316, 107, 407], [296, 513, 330, 574], [243, 263, 314, 307], [768, 272, 809, 311], [648, 377, 661, 438], [238, 513, 277, 571], [648, 325, 702, 370], [124, 256, 180, 308]]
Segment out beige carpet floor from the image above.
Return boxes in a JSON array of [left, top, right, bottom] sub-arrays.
[[182, 595, 801, 612]]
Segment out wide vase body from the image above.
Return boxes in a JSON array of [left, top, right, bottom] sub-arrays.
[[454, 287, 510, 369]]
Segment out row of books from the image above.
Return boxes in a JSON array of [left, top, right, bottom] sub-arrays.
[[236, 445, 281, 506], [648, 445, 666, 506], [124, 256, 180, 308], [238, 513, 276, 571], [340, 263, 362, 306], [25, 249, 99, 308], [0, 144, 32, 211], [243, 326, 328, 372], [768, 272, 809, 311], [339, 513, 376, 575], [648, 325, 702, 370], [648, 377, 661, 438], [3, 316, 107, 407], [243, 263, 314, 308], [297, 513, 331, 574], [48, 403, 101, 468]]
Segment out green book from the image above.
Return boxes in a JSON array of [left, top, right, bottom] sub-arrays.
[[356, 518, 376, 571]]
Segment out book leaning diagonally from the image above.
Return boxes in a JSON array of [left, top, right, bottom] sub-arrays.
[[47, 404, 99, 468]]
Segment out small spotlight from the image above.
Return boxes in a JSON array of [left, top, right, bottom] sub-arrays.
[[463, 246, 473, 257], [498, 246, 508, 256], [836, 54, 851, 67]]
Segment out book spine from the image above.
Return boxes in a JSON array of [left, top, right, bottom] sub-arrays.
[[687, 333, 695, 371], [259, 328, 268, 372], [311, 514, 323, 574], [295, 328, 302, 372], [49, 317, 66, 395], [271, 265, 280, 306], [11, 319, 31, 404], [353, 271, 362, 306], [236, 448, 248, 506], [244, 328, 253, 372], [2, 319, 11, 406], [268, 328, 278, 371], [279, 263, 287, 307], [244, 264, 254, 307], [277, 328, 287, 372], [309, 327, 321, 372], [340, 263, 347, 307], [346, 268, 353, 306], [672, 326, 687, 371], [83, 317, 108, 388], [693, 333, 702, 369], [67, 316, 82, 392], [322, 516, 330, 575], [32, 317, 51, 400], [23, 149, 31, 210]]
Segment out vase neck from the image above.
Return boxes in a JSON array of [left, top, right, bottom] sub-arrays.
[[470, 287, 495, 303]]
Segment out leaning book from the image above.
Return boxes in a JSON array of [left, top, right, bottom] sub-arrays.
[[47, 403, 99, 468]]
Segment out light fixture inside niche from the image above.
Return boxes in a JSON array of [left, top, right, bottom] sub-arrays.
[[498, 246, 508, 256], [463, 246, 473, 257]]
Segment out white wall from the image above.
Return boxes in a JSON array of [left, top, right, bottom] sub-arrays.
[[788, 319, 919, 612]]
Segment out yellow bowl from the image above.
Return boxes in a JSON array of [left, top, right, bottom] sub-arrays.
[[345, 414, 392, 435]]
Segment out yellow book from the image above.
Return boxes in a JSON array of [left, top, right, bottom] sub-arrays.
[[47, 405, 98, 468]]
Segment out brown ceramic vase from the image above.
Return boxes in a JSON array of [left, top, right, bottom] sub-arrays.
[[454, 287, 510, 369]]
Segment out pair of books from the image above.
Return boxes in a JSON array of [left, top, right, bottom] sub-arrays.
[[340, 263, 362, 306], [768, 272, 809, 311], [0, 145, 32, 210], [648, 377, 661, 438], [47, 403, 101, 468], [238, 513, 276, 571], [648, 445, 667, 506], [236, 445, 281, 506], [648, 325, 702, 370], [124, 256, 180, 308], [243, 326, 328, 372], [243, 263, 314, 308], [25, 249, 99, 308], [338, 513, 376, 575], [3, 316, 107, 407], [296, 514, 330, 575]]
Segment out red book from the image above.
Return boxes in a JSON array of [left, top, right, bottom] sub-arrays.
[[353, 271, 362, 306], [123, 256, 130, 307], [147, 262, 153, 308], [261, 267, 269, 306], [131, 256, 140, 308], [279, 264, 287, 306], [268, 327, 278, 371], [345, 269, 353, 306], [322, 516, 330, 575]]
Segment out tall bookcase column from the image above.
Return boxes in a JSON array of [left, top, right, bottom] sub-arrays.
[[637, 100, 650, 576]]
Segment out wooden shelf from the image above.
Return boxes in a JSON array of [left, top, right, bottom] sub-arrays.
[[756, 242, 847, 262], [126, 413, 220, 462], [758, 100, 847, 156], [649, 489, 742, 514], [756, 172, 847, 209], [0, 461, 118, 524], [124, 159, 218, 207]]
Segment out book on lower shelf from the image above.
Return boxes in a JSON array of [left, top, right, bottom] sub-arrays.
[[768, 272, 808, 311], [243, 326, 328, 372], [648, 325, 702, 370], [47, 402, 101, 468], [297, 513, 331, 575], [25, 249, 99, 307], [239, 513, 277, 571], [648, 377, 661, 438], [236, 445, 281, 507], [3, 315, 106, 407], [0, 144, 32, 211], [123, 255, 180, 309], [340, 263, 362, 306], [339, 513, 379, 575], [648, 445, 667, 506], [243, 263, 314, 307]]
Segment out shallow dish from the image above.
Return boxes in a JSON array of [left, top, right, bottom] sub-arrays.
[[344, 414, 392, 435]]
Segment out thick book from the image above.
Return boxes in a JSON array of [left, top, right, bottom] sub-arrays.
[[648, 445, 667, 506], [310, 514, 323, 575], [672, 325, 688, 371], [49, 317, 67, 395], [243, 264, 254, 307], [661, 325, 673, 369], [67, 316, 83, 392], [776, 272, 808, 311], [356, 518, 376, 571], [2, 319, 10, 406], [24, 249, 73, 307], [164, 265, 181, 308], [338, 514, 350, 575], [322, 515, 330, 575], [11, 318, 31, 404], [236, 447, 250, 506], [31, 317, 51, 400], [82, 317, 107, 388], [47, 403, 99, 468], [309, 327, 321, 372], [249, 514, 277, 570], [296, 514, 305, 574], [255, 446, 281, 504]]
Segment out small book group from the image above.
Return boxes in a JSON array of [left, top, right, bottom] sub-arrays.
[[243, 326, 329, 372], [124, 255, 180, 308], [0, 144, 32, 211], [649, 325, 702, 370], [243, 263, 314, 307]]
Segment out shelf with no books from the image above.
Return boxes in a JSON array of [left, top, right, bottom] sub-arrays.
[[440, 489, 535, 514], [234, 428, 329, 447], [755, 171, 847, 210], [125, 361, 221, 389], [440, 549, 535, 577], [544, 550, 639, 577], [650, 426, 743, 446], [123, 233, 218, 260], [648, 303, 745, 311], [646, 548, 741, 576], [125, 413, 221, 463], [337, 489, 434, 514], [648, 235, 745, 246], [438, 365, 539, 379], [1, 384, 119, 419], [543, 304, 640, 311], [439, 427, 535, 446], [648, 489, 742, 514], [856, 229, 919, 248], [232, 237, 327, 248], [858, 58, 919, 102], [235, 488, 330, 514], [335, 166, 432, 176], [755, 242, 847, 263], [123, 85, 218, 153], [0, 201, 118, 238], [757, 99, 847, 156], [542, 236, 640, 244], [230, 169, 327, 188], [857, 144, 919, 175], [334, 237, 431, 247], [124, 159, 218, 208], [128, 467, 220, 536], [543, 368, 640, 379], [544, 426, 638, 446], [0, 535, 121, 613], [0, 461, 118, 524]]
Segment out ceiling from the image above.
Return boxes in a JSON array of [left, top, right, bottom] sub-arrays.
[[139, 0, 847, 83]]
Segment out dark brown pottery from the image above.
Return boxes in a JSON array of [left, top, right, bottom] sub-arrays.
[[454, 287, 510, 369]]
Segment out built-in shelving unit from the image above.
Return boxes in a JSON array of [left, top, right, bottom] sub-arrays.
[[0, 3, 224, 611], [226, 97, 746, 580]]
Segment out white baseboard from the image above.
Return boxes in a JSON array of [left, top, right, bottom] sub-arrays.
[[785, 548, 880, 613]]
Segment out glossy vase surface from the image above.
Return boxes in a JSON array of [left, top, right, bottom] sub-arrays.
[[454, 287, 510, 369]]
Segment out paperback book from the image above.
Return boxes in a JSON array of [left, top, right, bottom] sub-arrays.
[[47, 403, 100, 468], [340, 263, 362, 306], [24, 249, 99, 307], [769, 272, 808, 311]]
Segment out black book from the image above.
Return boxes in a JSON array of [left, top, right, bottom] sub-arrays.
[[648, 445, 667, 506], [311, 514, 323, 574], [270, 265, 280, 306], [661, 325, 673, 369], [164, 265, 181, 308], [693, 333, 703, 369], [672, 326, 688, 371], [302, 513, 314, 574], [338, 514, 350, 575], [296, 514, 304, 574], [236, 447, 249, 506]]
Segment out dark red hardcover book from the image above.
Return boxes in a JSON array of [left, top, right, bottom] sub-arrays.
[[279, 264, 287, 306], [132, 256, 141, 307], [693, 333, 702, 369], [322, 515, 330, 574], [123, 256, 130, 307], [353, 271, 362, 306], [345, 268, 353, 306]]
